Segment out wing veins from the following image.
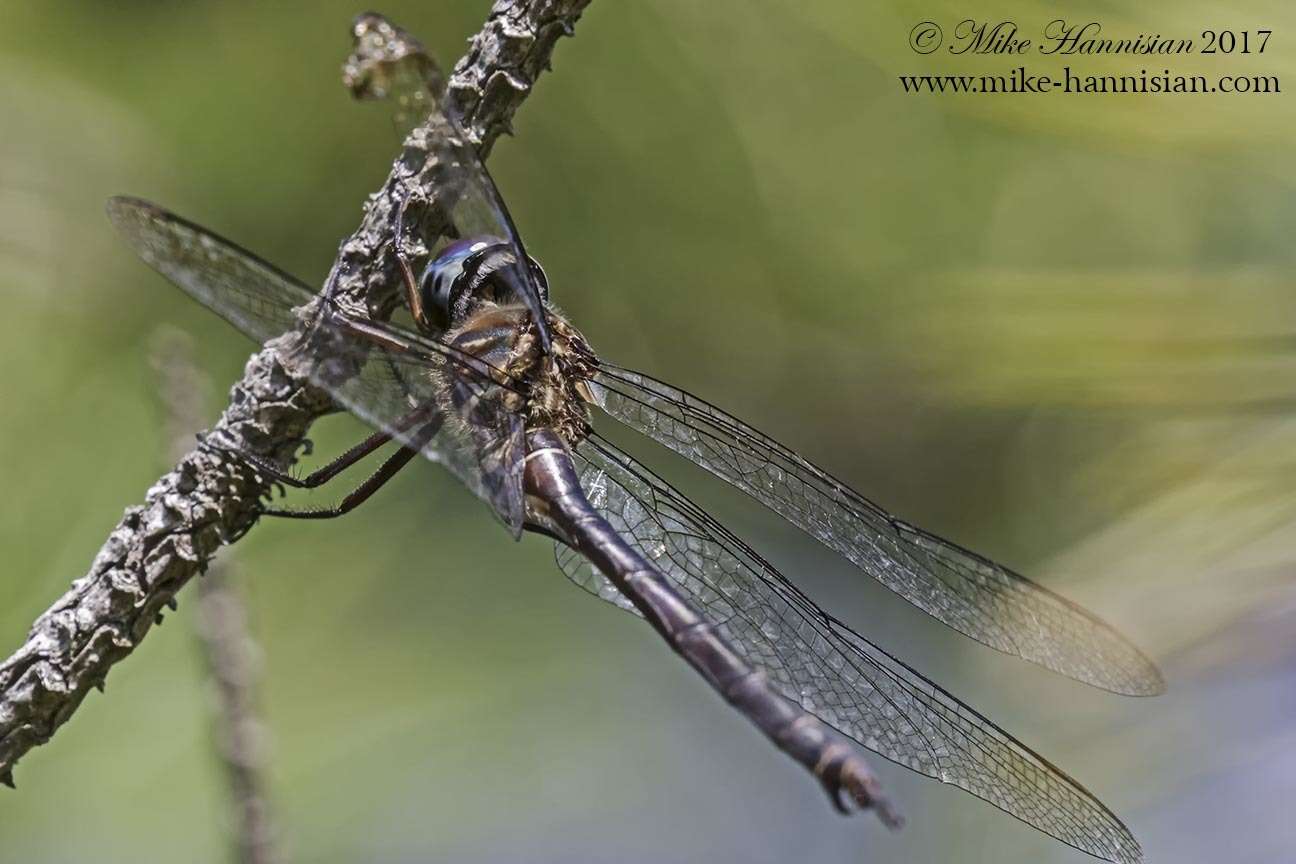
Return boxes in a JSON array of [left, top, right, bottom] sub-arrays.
[[569, 433, 1141, 863], [590, 363, 1162, 696], [586, 433, 989, 782]]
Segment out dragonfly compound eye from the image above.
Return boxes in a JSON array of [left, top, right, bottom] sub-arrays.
[[419, 237, 497, 328], [420, 235, 550, 327]]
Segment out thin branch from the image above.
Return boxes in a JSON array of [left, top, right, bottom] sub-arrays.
[[0, 0, 592, 784], [152, 327, 279, 864], [193, 573, 278, 864]]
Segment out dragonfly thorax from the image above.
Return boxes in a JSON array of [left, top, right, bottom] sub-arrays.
[[444, 303, 596, 446]]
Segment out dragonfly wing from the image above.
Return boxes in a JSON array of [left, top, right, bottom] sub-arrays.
[[588, 364, 1163, 696], [555, 435, 1143, 864], [107, 196, 312, 343], [107, 196, 525, 532], [340, 19, 552, 349], [407, 92, 551, 348], [325, 342, 524, 534]]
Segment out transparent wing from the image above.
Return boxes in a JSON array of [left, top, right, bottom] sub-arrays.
[[106, 196, 525, 532], [329, 340, 527, 535], [342, 11, 552, 349], [106, 195, 314, 344], [556, 435, 1143, 864], [406, 103, 551, 348], [588, 365, 1163, 696]]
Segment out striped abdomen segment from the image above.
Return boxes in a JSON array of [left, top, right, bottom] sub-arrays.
[[523, 429, 899, 824]]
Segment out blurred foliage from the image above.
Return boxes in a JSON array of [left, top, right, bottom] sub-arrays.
[[0, 1, 1293, 862]]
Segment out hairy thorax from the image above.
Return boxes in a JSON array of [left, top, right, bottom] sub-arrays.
[[444, 303, 597, 445]]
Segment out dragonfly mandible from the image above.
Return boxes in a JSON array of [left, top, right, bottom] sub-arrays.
[[107, 24, 1161, 864]]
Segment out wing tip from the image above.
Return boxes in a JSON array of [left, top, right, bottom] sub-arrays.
[[1085, 635, 1166, 697], [104, 195, 168, 235], [1131, 639, 1167, 696], [1126, 663, 1167, 697], [1101, 829, 1146, 864], [105, 193, 148, 217]]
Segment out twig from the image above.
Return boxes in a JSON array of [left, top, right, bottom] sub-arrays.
[[151, 327, 279, 864], [0, 0, 592, 784]]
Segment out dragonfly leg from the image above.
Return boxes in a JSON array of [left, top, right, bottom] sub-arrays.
[[393, 188, 433, 331], [204, 404, 438, 490], [232, 427, 393, 490], [523, 430, 901, 828], [260, 417, 442, 520], [307, 187, 431, 333]]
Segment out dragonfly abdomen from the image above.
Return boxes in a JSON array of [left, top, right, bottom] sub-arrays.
[[522, 429, 897, 824]]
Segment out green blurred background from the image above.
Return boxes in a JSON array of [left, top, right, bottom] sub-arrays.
[[1, 2, 1293, 862]]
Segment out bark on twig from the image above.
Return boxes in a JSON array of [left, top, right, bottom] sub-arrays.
[[0, 0, 592, 784], [152, 328, 279, 864]]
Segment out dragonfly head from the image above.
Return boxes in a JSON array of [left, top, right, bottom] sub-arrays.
[[420, 236, 550, 331]]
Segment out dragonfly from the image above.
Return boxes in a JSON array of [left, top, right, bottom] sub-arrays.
[[107, 22, 1161, 864]]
